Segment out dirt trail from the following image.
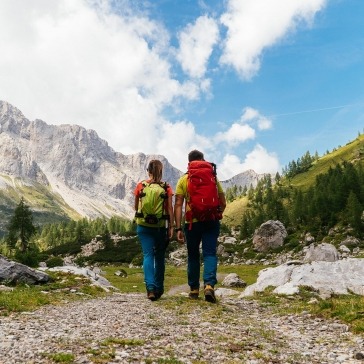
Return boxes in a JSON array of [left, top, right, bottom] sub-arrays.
[[167, 273, 227, 295]]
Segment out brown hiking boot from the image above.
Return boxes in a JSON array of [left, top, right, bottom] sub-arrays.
[[189, 288, 199, 299], [204, 284, 216, 303]]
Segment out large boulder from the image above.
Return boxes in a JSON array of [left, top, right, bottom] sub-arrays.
[[252, 220, 287, 252], [241, 258, 364, 299], [0, 255, 50, 285], [304, 243, 339, 263]]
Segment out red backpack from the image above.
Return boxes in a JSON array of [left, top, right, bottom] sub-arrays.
[[185, 160, 222, 226]]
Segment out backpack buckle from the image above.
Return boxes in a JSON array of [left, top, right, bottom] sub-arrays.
[[144, 214, 159, 224]]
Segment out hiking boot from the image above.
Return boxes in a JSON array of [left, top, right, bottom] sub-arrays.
[[154, 290, 164, 300], [204, 285, 216, 303], [147, 291, 156, 301], [189, 288, 199, 299]]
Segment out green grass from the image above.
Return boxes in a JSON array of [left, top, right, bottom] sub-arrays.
[[290, 134, 364, 190], [0, 271, 107, 315], [101, 264, 266, 294], [253, 287, 364, 334], [222, 195, 249, 227], [43, 352, 75, 363]]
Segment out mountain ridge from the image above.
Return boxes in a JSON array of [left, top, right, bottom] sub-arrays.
[[0, 100, 264, 233]]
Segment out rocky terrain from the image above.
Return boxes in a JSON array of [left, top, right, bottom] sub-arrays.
[[1, 292, 364, 364]]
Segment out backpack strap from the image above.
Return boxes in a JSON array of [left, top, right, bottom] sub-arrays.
[[135, 180, 147, 218]]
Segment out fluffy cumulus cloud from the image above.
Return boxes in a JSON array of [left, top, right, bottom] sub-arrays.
[[214, 107, 272, 147], [176, 15, 219, 79], [0, 0, 325, 180], [220, 0, 327, 79], [214, 123, 255, 146], [0, 0, 202, 155], [219, 145, 280, 178]]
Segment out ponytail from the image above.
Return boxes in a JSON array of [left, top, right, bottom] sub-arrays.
[[147, 160, 163, 183]]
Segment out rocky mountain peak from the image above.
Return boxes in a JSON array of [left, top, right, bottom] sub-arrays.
[[0, 100, 262, 230]]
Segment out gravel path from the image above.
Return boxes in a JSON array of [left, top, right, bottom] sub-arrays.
[[1, 293, 364, 364]]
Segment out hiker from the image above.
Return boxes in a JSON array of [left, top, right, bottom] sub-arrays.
[[174, 150, 226, 303], [134, 159, 174, 301]]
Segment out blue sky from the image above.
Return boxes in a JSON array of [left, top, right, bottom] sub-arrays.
[[0, 0, 363, 180]]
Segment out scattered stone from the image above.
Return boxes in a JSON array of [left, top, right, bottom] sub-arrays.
[[221, 273, 247, 288], [354, 352, 364, 360], [0, 293, 362, 364], [114, 269, 128, 277]]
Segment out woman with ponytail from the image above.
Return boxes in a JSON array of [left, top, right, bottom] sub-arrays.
[[134, 159, 174, 301]]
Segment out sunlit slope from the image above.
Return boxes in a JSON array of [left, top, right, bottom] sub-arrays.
[[290, 134, 363, 189], [222, 134, 364, 228]]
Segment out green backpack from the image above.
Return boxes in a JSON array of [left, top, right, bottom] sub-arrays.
[[135, 181, 169, 227]]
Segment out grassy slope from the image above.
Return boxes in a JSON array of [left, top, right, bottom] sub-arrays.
[[222, 196, 249, 228], [0, 175, 81, 236], [290, 134, 364, 190], [222, 135, 364, 228]]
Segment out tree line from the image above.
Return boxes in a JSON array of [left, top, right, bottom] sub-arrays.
[[239, 161, 364, 240], [0, 201, 135, 266]]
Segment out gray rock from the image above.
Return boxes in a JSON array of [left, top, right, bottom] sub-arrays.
[[221, 273, 247, 288], [340, 236, 360, 247], [114, 269, 128, 277], [223, 237, 237, 244], [304, 243, 339, 263], [45, 265, 115, 291], [214, 287, 240, 297], [252, 220, 287, 252], [339, 245, 350, 253], [0, 254, 50, 285], [241, 258, 364, 298]]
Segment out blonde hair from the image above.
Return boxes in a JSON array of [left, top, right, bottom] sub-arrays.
[[147, 160, 163, 183]]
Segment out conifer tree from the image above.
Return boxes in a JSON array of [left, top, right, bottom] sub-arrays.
[[345, 191, 363, 235], [6, 197, 36, 252]]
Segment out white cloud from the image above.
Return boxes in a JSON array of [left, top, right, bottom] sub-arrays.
[[0, 0, 204, 156], [214, 123, 255, 146], [214, 107, 271, 147], [0, 0, 293, 181], [156, 120, 212, 172], [241, 107, 272, 130], [176, 15, 219, 79], [220, 0, 327, 79], [219, 145, 280, 179]]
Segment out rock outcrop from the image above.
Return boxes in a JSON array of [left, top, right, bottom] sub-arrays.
[[0, 254, 50, 284], [241, 258, 364, 298]]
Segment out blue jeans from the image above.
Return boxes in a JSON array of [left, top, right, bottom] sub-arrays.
[[137, 225, 167, 293], [184, 220, 220, 289]]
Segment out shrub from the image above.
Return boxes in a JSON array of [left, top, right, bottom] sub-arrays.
[[46, 256, 64, 268]]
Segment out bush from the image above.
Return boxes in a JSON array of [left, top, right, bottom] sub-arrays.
[[46, 256, 64, 268], [14, 250, 41, 267]]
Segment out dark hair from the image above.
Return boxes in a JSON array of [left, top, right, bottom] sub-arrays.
[[188, 149, 204, 162], [147, 160, 163, 182]]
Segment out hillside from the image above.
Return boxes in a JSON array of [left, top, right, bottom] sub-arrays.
[[290, 134, 364, 189], [222, 134, 364, 229]]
